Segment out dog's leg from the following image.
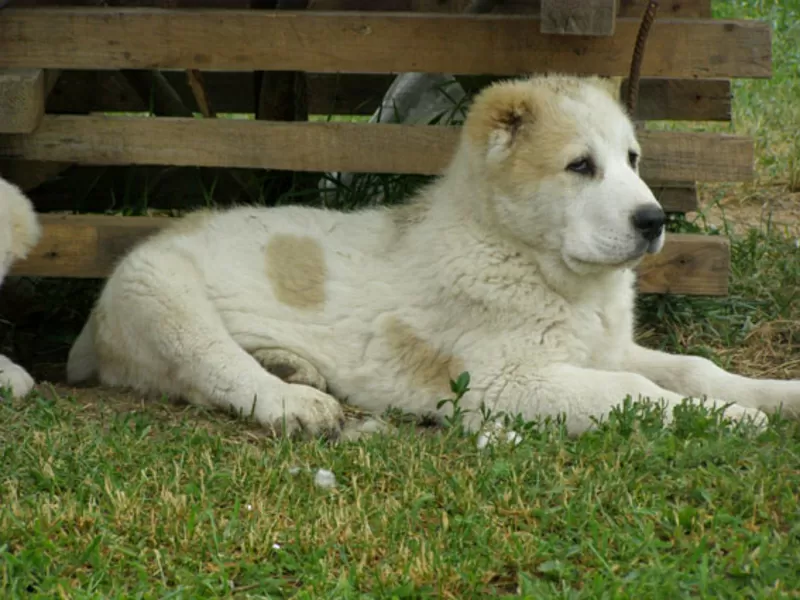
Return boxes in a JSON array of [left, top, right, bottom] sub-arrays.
[[250, 348, 328, 392], [464, 363, 767, 436], [621, 344, 800, 417], [0, 355, 34, 398], [87, 254, 345, 438]]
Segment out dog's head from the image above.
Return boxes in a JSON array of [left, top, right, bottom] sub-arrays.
[[0, 177, 41, 283], [462, 74, 665, 274]]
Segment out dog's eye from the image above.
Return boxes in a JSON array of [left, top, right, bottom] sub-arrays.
[[628, 151, 639, 169], [566, 157, 595, 176]]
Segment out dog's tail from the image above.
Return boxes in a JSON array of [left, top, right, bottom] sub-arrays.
[[66, 312, 98, 383]]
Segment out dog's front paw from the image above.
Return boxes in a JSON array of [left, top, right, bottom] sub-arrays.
[[715, 402, 769, 431], [255, 385, 345, 439], [0, 356, 35, 399]]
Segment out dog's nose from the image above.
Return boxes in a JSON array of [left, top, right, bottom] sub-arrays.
[[631, 205, 666, 242]]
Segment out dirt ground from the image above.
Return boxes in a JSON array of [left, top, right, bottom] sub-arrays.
[[693, 184, 800, 238]]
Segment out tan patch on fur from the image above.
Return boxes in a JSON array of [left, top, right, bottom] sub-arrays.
[[464, 75, 619, 187], [384, 317, 464, 397], [465, 75, 622, 150], [265, 234, 327, 310]]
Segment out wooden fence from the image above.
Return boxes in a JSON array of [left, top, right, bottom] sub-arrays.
[[0, 0, 771, 296]]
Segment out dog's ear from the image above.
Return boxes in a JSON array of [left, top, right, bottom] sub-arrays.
[[464, 80, 538, 161], [1, 178, 41, 261]]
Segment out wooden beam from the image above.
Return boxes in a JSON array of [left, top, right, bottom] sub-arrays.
[[0, 9, 772, 79], [540, 0, 618, 36], [628, 78, 731, 122], [650, 183, 698, 213], [0, 69, 46, 134], [636, 234, 729, 296], [0, 69, 69, 191], [0, 115, 754, 182], [10, 214, 729, 295]]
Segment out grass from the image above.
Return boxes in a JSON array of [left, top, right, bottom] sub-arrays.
[[2, 389, 799, 598], [1, 0, 799, 597]]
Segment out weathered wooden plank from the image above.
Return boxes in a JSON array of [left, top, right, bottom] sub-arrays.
[[0, 115, 754, 182], [636, 233, 729, 296], [650, 183, 698, 213], [44, 71, 731, 122], [10, 213, 729, 295], [540, 0, 617, 36], [625, 78, 731, 122], [0, 9, 772, 79], [0, 69, 46, 134]]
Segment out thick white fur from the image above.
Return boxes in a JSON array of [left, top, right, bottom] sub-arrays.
[[0, 177, 40, 398], [67, 75, 799, 436]]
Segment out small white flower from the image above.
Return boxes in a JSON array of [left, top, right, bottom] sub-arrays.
[[246, 504, 253, 511], [314, 468, 337, 489], [506, 431, 523, 446], [272, 543, 281, 550], [477, 425, 522, 449], [476, 433, 491, 450]]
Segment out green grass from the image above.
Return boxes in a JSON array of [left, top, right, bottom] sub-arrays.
[[2, 388, 799, 598], [1, 0, 800, 597]]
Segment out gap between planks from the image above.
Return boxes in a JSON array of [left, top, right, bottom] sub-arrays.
[[45, 72, 733, 122]]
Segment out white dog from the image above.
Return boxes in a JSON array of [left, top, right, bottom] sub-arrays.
[[67, 74, 799, 437], [0, 177, 40, 398]]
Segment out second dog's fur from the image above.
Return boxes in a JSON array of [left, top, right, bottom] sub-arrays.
[[0, 177, 40, 398]]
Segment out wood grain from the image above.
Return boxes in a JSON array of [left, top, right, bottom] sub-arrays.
[[0, 9, 772, 79], [540, 0, 617, 36], [0, 115, 754, 182], [636, 233, 729, 296], [622, 78, 731, 122], [0, 69, 46, 134], [649, 183, 698, 213], [11, 214, 729, 295]]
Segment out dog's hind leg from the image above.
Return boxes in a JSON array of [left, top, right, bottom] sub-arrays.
[[250, 348, 328, 392], [78, 252, 344, 438]]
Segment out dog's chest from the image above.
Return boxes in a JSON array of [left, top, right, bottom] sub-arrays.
[[567, 301, 629, 368]]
